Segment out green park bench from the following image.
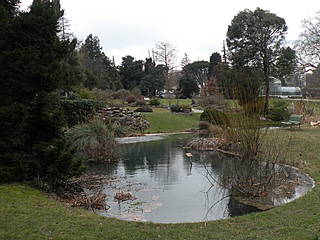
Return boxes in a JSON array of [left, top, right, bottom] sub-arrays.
[[281, 114, 304, 128]]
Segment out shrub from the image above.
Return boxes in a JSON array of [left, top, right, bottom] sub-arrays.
[[32, 138, 84, 190], [233, 69, 262, 106], [91, 89, 112, 103], [170, 104, 182, 112], [170, 104, 191, 113], [111, 121, 129, 137], [243, 97, 265, 115], [0, 93, 85, 185], [134, 106, 153, 112], [66, 119, 120, 163], [198, 121, 224, 138], [79, 88, 93, 99], [111, 89, 130, 100], [126, 95, 136, 104], [267, 100, 290, 121], [149, 98, 160, 106], [61, 99, 104, 127], [130, 87, 141, 97], [181, 104, 192, 113], [199, 95, 225, 109], [135, 96, 146, 106], [294, 101, 315, 115], [200, 109, 229, 126], [219, 112, 294, 198], [65, 93, 80, 100]]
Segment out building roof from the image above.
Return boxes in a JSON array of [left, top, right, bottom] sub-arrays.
[[270, 77, 281, 84]]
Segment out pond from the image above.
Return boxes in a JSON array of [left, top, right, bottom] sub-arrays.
[[86, 134, 314, 223]]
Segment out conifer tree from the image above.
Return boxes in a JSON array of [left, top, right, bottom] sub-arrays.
[[0, 0, 82, 183]]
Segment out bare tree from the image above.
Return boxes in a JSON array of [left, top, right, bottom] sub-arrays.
[[154, 42, 177, 70], [294, 12, 320, 70], [154, 42, 177, 92]]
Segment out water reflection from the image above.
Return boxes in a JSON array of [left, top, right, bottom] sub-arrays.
[[86, 135, 313, 223], [119, 139, 192, 185]]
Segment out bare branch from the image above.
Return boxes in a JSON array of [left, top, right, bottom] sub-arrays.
[[294, 12, 320, 69], [154, 42, 177, 71]]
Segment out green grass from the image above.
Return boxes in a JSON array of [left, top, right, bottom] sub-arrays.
[[224, 99, 240, 108], [159, 98, 192, 106], [143, 108, 201, 133], [1, 128, 320, 239], [215, 98, 320, 115], [1, 112, 320, 240], [108, 98, 193, 106], [108, 98, 125, 105], [142, 108, 280, 134]]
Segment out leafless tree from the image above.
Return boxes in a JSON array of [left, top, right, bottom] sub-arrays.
[[154, 42, 177, 71], [153, 42, 177, 91], [294, 12, 320, 71]]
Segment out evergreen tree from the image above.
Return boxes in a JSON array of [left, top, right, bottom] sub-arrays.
[[99, 55, 122, 90], [59, 38, 84, 95], [208, 52, 222, 78], [140, 58, 165, 96], [216, 63, 234, 99], [0, 0, 82, 183], [178, 61, 209, 97], [0, 0, 20, 16], [181, 53, 191, 69], [83, 69, 98, 90], [79, 34, 121, 90], [227, 8, 289, 110], [119, 55, 144, 90], [79, 34, 103, 75], [274, 47, 297, 85], [178, 73, 199, 98]]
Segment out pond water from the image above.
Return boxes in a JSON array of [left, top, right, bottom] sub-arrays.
[[86, 134, 314, 223]]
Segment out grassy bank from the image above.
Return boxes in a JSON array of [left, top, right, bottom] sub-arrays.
[[142, 108, 282, 133], [1, 127, 320, 240], [159, 98, 192, 106], [143, 108, 201, 133]]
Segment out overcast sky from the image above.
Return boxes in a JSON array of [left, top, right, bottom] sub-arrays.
[[20, 0, 319, 66]]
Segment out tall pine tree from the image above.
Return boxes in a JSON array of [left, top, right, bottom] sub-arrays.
[[0, 0, 82, 183], [79, 34, 121, 90]]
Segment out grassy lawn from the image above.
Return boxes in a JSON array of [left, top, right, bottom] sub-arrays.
[[108, 98, 193, 106], [1, 127, 320, 239], [143, 108, 201, 133], [159, 98, 192, 106], [142, 108, 281, 133]]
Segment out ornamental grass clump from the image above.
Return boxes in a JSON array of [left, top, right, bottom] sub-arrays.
[[66, 119, 122, 163], [201, 73, 296, 200], [202, 108, 295, 200], [218, 103, 293, 198]]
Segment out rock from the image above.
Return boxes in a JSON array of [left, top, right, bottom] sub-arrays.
[[184, 137, 224, 151], [114, 192, 136, 201], [96, 107, 150, 132]]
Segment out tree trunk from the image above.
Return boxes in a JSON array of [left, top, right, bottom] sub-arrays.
[[264, 78, 269, 115], [263, 53, 270, 115]]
